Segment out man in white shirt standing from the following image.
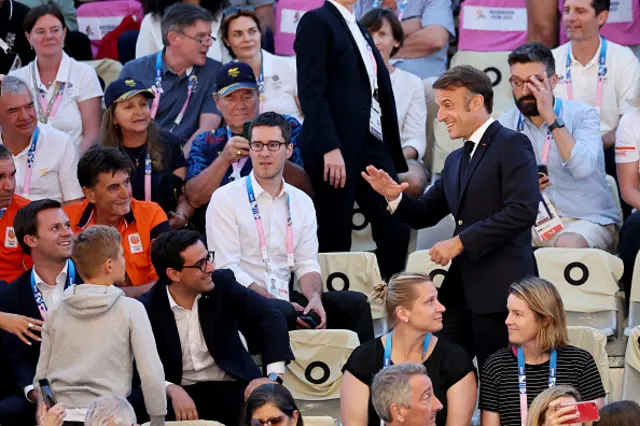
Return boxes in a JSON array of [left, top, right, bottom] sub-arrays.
[[0, 198, 78, 424], [0, 76, 83, 203], [207, 112, 375, 344], [133, 228, 293, 424], [552, 0, 640, 198]]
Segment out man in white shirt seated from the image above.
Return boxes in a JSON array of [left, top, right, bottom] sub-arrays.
[[552, 0, 640, 208], [0, 76, 83, 203], [206, 112, 375, 344], [131, 228, 294, 425], [499, 43, 619, 251]]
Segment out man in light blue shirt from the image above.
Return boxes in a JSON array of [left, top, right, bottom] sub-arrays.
[[499, 42, 619, 252], [355, 0, 454, 79]]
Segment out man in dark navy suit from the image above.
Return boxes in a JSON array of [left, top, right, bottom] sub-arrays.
[[363, 65, 540, 367], [0, 198, 81, 423], [132, 230, 293, 425], [294, 0, 410, 279]]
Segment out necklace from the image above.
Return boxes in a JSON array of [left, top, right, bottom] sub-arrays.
[[125, 145, 146, 168]]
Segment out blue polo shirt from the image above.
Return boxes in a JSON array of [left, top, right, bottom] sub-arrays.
[[355, 0, 456, 79], [499, 98, 619, 227], [120, 52, 222, 143]]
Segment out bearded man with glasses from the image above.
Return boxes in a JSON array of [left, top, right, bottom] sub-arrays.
[[129, 228, 293, 425]]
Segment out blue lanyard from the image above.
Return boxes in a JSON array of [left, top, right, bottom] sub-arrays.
[[154, 52, 164, 95], [517, 97, 563, 132], [517, 347, 557, 426], [383, 331, 431, 367], [0, 209, 5, 220], [30, 259, 76, 319], [565, 36, 607, 84]]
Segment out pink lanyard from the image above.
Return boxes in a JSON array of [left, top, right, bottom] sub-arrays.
[[565, 36, 608, 109], [31, 61, 65, 123], [246, 176, 294, 273], [151, 52, 198, 133], [22, 127, 40, 196], [144, 151, 152, 202], [517, 98, 563, 165]]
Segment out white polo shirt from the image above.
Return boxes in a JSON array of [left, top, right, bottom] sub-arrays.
[[10, 52, 103, 145], [552, 38, 640, 134], [615, 107, 640, 177], [0, 123, 83, 202], [261, 50, 303, 123]]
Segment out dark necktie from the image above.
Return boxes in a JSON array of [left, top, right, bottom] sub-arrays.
[[460, 140, 475, 180]]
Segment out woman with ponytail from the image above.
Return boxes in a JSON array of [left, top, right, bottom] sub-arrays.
[[340, 272, 477, 426]]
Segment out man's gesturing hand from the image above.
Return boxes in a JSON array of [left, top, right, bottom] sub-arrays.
[[361, 165, 408, 201]]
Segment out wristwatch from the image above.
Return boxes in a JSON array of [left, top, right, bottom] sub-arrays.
[[548, 117, 566, 132], [267, 372, 283, 385]]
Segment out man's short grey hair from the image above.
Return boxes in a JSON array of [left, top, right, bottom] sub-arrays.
[[0, 76, 32, 98], [84, 395, 137, 426], [371, 363, 428, 423], [161, 3, 213, 47]]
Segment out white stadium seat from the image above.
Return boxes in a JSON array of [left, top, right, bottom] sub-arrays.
[[535, 248, 623, 336], [405, 250, 450, 288], [284, 329, 359, 400], [567, 326, 610, 395], [622, 326, 640, 401], [625, 254, 640, 336]]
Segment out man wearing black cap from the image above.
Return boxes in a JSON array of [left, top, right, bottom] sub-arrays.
[[184, 61, 309, 234]]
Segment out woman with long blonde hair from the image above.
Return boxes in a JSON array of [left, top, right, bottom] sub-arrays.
[[341, 272, 477, 426], [527, 385, 589, 426], [480, 277, 605, 426]]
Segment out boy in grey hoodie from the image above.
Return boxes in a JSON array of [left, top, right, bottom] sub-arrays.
[[34, 225, 166, 425]]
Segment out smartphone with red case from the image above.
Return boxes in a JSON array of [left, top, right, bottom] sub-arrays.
[[560, 401, 599, 424]]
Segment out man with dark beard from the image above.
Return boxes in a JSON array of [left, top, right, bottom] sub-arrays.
[[499, 42, 619, 251]]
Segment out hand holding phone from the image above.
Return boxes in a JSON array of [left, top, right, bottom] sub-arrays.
[[538, 164, 548, 179], [39, 379, 56, 410], [243, 120, 253, 141], [562, 401, 599, 424]]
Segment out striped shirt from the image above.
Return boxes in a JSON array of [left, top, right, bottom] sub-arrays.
[[479, 345, 605, 426]]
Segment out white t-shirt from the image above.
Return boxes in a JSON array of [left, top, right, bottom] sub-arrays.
[[614, 107, 640, 177], [0, 123, 83, 202], [552, 39, 640, 134], [135, 13, 230, 63], [10, 53, 103, 145], [261, 50, 303, 122], [390, 68, 427, 160]]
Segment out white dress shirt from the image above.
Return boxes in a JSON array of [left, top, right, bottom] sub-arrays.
[[328, 0, 377, 93], [206, 172, 321, 297], [388, 117, 495, 211], [24, 262, 69, 399], [166, 288, 230, 386], [165, 287, 284, 388], [0, 123, 83, 202], [390, 68, 427, 159], [10, 52, 103, 145], [552, 39, 640, 134]]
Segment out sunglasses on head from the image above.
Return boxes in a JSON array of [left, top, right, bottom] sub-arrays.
[[250, 415, 287, 426]]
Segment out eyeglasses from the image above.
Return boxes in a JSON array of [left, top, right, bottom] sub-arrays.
[[508, 74, 552, 89], [250, 415, 287, 426], [249, 141, 289, 152], [179, 31, 216, 45], [182, 251, 215, 272]]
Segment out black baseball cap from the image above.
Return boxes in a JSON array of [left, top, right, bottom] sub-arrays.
[[104, 78, 155, 109], [215, 62, 258, 97]]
